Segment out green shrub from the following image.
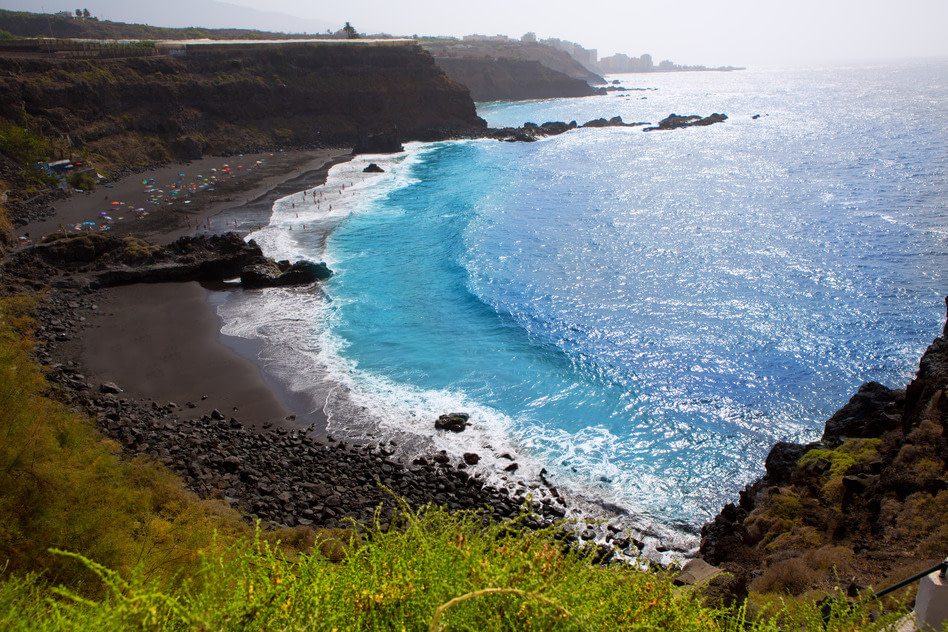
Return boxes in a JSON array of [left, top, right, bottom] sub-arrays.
[[0, 505, 908, 631], [799, 439, 882, 505], [0, 296, 251, 592], [65, 170, 96, 191], [0, 120, 52, 165], [0, 201, 11, 249]]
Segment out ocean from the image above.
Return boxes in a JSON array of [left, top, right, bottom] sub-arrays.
[[218, 59, 948, 549]]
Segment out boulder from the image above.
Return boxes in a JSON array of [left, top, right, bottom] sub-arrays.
[[435, 413, 469, 432], [273, 260, 332, 285], [582, 117, 611, 128], [363, 163, 385, 173], [763, 441, 808, 485], [821, 381, 903, 447], [100, 381, 122, 394], [239, 258, 332, 288], [239, 261, 283, 288], [539, 121, 572, 135]]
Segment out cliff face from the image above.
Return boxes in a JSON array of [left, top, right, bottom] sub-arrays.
[[0, 43, 486, 170], [423, 40, 604, 86], [700, 301, 948, 597], [434, 57, 602, 102]]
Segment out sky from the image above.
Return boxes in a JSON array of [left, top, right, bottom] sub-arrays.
[[5, 0, 948, 67]]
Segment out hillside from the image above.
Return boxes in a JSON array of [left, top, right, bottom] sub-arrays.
[[434, 56, 603, 102], [422, 38, 605, 85], [419, 37, 608, 101], [0, 41, 484, 192]]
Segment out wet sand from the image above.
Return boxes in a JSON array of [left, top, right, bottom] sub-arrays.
[[81, 282, 308, 428]]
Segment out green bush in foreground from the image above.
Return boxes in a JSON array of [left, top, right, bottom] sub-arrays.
[[0, 296, 251, 591], [0, 506, 908, 631]]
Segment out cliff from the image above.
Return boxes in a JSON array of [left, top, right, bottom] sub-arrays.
[[434, 56, 603, 102], [700, 300, 948, 598], [423, 39, 604, 85], [0, 42, 485, 175]]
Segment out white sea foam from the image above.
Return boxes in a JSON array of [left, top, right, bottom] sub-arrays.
[[217, 141, 699, 558], [247, 146, 428, 263]]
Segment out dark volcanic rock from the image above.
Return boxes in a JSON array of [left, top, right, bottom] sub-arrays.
[[239, 261, 283, 288], [241, 260, 332, 288], [699, 298, 948, 597], [274, 260, 332, 285], [487, 116, 643, 144], [13, 231, 331, 290], [363, 163, 385, 173], [581, 116, 646, 129], [435, 413, 469, 432], [643, 113, 728, 132], [763, 441, 809, 486], [352, 131, 404, 155], [821, 381, 903, 447], [538, 121, 573, 135]]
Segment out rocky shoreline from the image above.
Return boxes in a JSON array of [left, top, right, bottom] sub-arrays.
[[7, 129, 941, 598], [30, 285, 649, 564], [698, 299, 948, 596]]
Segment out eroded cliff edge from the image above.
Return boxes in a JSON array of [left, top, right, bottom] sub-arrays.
[[0, 42, 486, 172], [700, 299, 948, 597], [434, 56, 603, 102]]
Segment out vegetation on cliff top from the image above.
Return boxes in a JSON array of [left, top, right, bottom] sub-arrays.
[[0, 9, 327, 42], [0, 42, 483, 202]]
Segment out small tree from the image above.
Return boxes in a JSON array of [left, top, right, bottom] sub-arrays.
[[82, 8, 90, 18], [75, 9, 82, 18], [343, 22, 358, 39]]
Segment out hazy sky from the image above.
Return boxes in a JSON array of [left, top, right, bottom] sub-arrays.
[[221, 0, 948, 66], [6, 0, 948, 66]]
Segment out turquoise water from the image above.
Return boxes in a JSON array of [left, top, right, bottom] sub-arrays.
[[222, 60, 948, 536]]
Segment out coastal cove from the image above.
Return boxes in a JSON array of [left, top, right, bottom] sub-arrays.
[[2, 6, 947, 623], [210, 60, 948, 551]]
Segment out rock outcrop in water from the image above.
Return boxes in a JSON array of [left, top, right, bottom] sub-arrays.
[[643, 113, 728, 131], [700, 298, 948, 597], [486, 116, 649, 143]]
